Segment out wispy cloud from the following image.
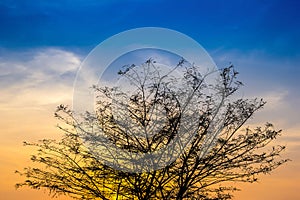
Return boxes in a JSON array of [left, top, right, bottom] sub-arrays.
[[210, 49, 300, 130], [0, 48, 81, 110]]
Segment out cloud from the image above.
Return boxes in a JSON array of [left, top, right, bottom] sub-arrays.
[[0, 48, 81, 110], [0, 46, 299, 128], [209, 49, 300, 130], [1, 47, 298, 127]]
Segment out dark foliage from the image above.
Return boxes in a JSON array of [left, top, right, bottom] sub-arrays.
[[16, 59, 289, 200]]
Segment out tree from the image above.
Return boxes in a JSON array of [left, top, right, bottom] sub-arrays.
[[16, 58, 289, 200]]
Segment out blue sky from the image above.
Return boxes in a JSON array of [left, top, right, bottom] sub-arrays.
[[0, 0, 300, 200], [0, 0, 299, 57], [0, 0, 299, 106]]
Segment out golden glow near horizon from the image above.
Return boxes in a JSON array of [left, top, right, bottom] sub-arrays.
[[1, 48, 299, 200]]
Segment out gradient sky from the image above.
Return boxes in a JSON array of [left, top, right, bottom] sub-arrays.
[[0, 0, 299, 199]]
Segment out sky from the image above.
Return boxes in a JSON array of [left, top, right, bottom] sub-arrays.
[[0, 0, 299, 199]]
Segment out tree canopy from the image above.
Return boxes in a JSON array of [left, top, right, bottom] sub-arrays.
[[16, 59, 289, 200]]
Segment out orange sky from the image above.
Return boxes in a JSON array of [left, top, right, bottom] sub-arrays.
[[0, 48, 299, 200], [1, 106, 299, 200]]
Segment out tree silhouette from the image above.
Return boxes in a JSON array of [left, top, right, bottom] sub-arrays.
[[16, 59, 289, 200]]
